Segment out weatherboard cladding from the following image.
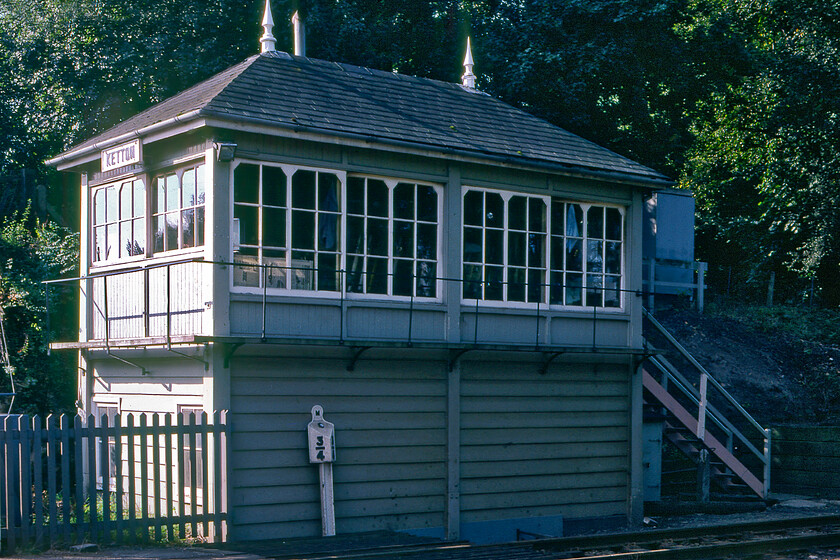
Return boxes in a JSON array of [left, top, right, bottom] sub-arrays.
[[68, 52, 664, 181]]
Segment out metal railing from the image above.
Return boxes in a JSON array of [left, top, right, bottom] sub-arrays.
[[643, 308, 771, 498], [45, 258, 662, 351]]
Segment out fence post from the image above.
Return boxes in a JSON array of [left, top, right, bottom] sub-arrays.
[[697, 372, 708, 441], [648, 259, 656, 311], [5, 415, 19, 552], [696, 262, 706, 313]]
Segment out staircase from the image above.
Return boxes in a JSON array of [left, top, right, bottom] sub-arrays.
[[642, 309, 771, 501]]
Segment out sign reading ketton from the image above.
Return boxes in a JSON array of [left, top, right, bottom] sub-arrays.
[[101, 139, 141, 172]]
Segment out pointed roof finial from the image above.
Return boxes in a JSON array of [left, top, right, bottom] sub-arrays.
[[292, 11, 306, 57], [260, 0, 276, 53], [462, 37, 476, 89]]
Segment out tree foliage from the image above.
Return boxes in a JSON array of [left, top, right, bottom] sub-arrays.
[[0, 210, 78, 414]]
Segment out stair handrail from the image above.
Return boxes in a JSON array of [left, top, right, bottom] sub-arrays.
[[643, 308, 766, 437], [643, 308, 771, 498]]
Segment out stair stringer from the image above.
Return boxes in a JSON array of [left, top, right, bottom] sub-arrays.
[[643, 369, 764, 498]]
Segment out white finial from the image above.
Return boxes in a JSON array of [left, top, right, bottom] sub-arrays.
[[260, 0, 276, 53], [462, 37, 476, 89], [292, 11, 306, 57]]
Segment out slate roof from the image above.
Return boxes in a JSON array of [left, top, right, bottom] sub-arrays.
[[59, 51, 667, 183]]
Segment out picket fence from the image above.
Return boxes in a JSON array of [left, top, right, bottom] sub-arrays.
[[0, 411, 229, 551]]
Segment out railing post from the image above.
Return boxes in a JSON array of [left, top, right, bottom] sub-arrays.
[[261, 264, 267, 340], [104, 275, 110, 349], [763, 427, 772, 499], [697, 372, 708, 441], [45, 284, 51, 356], [473, 292, 480, 345], [408, 291, 414, 347], [696, 262, 707, 313], [166, 265, 172, 348], [339, 269, 345, 344]]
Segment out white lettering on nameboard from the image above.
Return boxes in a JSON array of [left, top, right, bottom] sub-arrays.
[[101, 139, 142, 172]]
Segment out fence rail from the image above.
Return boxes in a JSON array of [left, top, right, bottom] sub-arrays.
[[0, 411, 229, 551]]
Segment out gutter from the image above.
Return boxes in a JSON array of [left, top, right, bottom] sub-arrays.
[[44, 109, 203, 167]]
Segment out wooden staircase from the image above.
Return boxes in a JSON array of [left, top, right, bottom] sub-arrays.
[[643, 309, 770, 501]]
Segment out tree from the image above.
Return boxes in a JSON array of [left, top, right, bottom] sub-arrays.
[[0, 210, 78, 414]]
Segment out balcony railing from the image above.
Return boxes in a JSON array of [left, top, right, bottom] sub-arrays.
[[46, 259, 654, 352]]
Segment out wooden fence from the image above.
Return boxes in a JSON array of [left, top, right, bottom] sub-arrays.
[[0, 411, 229, 551]]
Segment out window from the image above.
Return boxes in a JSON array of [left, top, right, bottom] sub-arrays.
[[549, 202, 624, 308], [232, 163, 440, 298], [92, 178, 145, 262], [345, 177, 438, 297], [462, 189, 547, 303], [152, 163, 205, 253], [233, 163, 341, 291], [463, 188, 624, 309]]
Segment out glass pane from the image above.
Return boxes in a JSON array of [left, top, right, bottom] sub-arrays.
[[292, 210, 315, 250], [529, 198, 546, 232], [290, 251, 314, 290], [133, 180, 145, 217], [528, 233, 545, 267], [417, 185, 437, 222], [367, 179, 388, 217], [93, 226, 105, 262], [605, 241, 621, 274], [394, 183, 414, 220], [120, 183, 132, 220], [486, 266, 504, 300], [417, 223, 436, 260], [196, 207, 205, 246], [507, 267, 525, 302], [318, 212, 338, 251], [317, 253, 338, 291], [156, 177, 166, 213], [166, 174, 179, 212], [94, 189, 105, 225], [106, 186, 118, 222], [263, 166, 287, 207], [485, 229, 503, 265], [318, 173, 339, 211], [508, 231, 526, 267], [586, 273, 603, 307], [366, 257, 387, 294], [367, 218, 388, 255], [587, 239, 603, 273], [551, 235, 563, 269], [233, 248, 259, 287], [106, 224, 118, 259], [463, 227, 482, 263], [606, 207, 622, 240], [133, 218, 145, 255], [394, 259, 413, 296], [566, 238, 583, 271], [416, 261, 436, 298], [195, 164, 205, 205], [463, 264, 482, 299], [567, 204, 583, 237], [587, 206, 604, 238], [509, 196, 526, 230], [393, 220, 414, 258], [346, 216, 365, 255], [486, 193, 504, 228], [347, 177, 365, 215], [605, 275, 621, 307], [528, 268, 544, 303], [263, 207, 286, 248], [234, 205, 259, 246], [182, 209, 195, 248], [549, 271, 563, 304], [165, 212, 178, 250], [566, 273, 583, 306], [346, 254, 364, 293], [153, 216, 165, 253], [464, 190, 483, 226], [551, 199, 564, 235], [182, 168, 196, 207], [292, 170, 316, 209], [264, 249, 287, 289]]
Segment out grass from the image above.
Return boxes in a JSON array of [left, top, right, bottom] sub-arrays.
[[705, 301, 840, 346]]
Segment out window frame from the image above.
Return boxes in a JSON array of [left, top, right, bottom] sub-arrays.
[[229, 160, 444, 302], [90, 176, 147, 266], [461, 185, 626, 311]]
